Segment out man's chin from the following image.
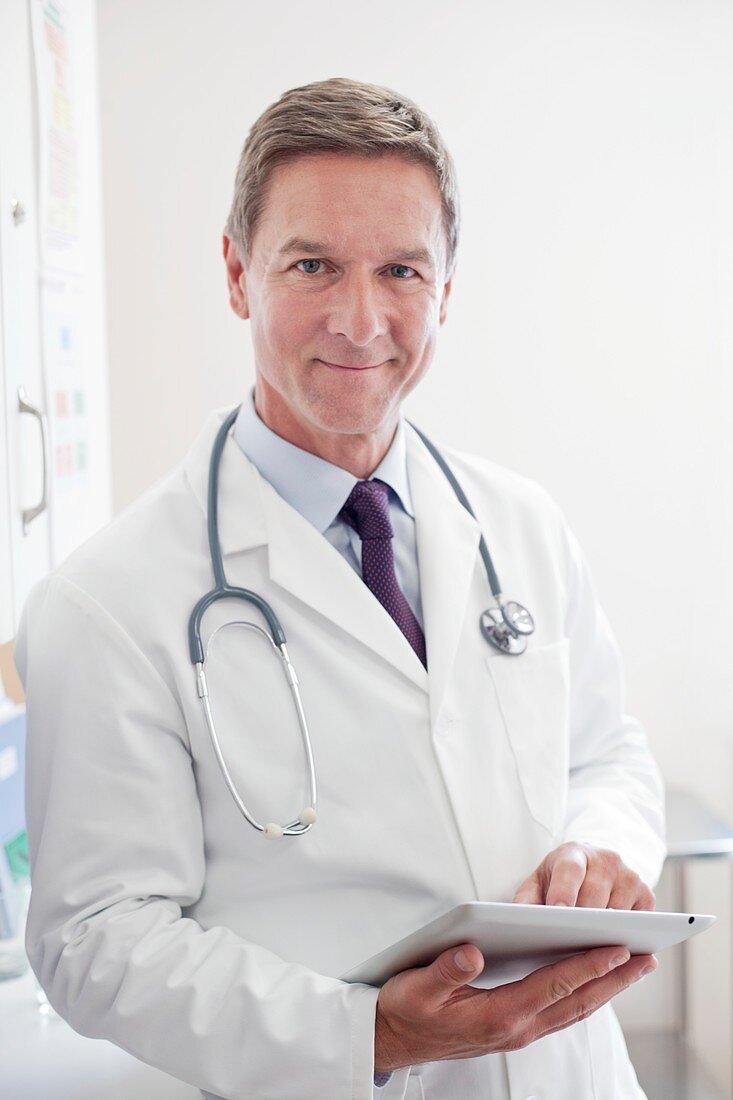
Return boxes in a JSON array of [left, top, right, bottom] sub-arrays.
[[300, 384, 399, 436], [304, 405, 393, 437]]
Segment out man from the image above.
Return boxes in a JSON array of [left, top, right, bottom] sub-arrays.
[[15, 77, 665, 1099]]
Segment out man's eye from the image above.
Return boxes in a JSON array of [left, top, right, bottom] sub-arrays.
[[294, 260, 417, 279], [296, 259, 324, 275], [389, 265, 417, 279]]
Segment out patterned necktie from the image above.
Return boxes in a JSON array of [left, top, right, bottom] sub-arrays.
[[339, 479, 427, 668]]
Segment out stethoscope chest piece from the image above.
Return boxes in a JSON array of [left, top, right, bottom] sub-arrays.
[[480, 600, 536, 656]]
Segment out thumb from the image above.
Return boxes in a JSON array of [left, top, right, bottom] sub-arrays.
[[412, 943, 485, 1004]]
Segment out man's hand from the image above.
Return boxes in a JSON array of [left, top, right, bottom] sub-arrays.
[[374, 942, 656, 1073], [512, 842, 656, 910]]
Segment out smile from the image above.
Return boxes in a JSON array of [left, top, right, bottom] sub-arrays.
[[316, 359, 386, 371]]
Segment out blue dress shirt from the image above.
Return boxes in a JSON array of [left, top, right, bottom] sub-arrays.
[[232, 387, 424, 631]]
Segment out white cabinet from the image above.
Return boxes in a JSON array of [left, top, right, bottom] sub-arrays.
[[0, 0, 52, 643], [0, 0, 112, 645]]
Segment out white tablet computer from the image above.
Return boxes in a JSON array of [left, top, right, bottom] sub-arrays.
[[340, 902, 716, 989]]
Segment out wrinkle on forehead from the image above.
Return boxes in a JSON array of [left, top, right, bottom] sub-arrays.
[[252, 153, 447, 274]]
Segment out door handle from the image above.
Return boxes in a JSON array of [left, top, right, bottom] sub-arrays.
[[17, 385, 49, 535]]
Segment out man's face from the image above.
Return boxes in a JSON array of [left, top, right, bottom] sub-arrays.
[[224, 152, 452, 438]]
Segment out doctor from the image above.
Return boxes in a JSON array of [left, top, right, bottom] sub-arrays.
[[15, 77, 665, 1100]]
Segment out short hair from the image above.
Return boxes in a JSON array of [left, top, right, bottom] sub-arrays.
[[224, 76, 459, 279]]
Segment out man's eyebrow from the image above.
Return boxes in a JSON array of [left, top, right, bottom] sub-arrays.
[[277, 237, 436, 267]]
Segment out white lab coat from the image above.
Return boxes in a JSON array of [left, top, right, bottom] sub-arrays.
[[15, 406, 666, 1100]]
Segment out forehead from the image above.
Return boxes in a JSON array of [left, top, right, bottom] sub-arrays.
[[254, 152, 445, 259]]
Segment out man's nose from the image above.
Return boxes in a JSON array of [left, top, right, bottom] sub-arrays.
[[325, 271, 389, 347]]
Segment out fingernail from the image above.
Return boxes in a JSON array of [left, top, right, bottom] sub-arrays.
[[640, 961, 658, 977], [454, 949, 474, 972], [611, 952, 630, 968]]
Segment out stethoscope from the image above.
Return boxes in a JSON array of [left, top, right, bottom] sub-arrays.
[[188, 404, 536, 839]]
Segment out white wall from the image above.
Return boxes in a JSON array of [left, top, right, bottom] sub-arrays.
[[96, 0, 733, 1090]]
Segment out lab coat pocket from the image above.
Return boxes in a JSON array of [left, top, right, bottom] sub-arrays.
[[486, 638, 570, 838]]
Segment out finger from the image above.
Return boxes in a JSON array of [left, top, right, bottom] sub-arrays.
[[407, 943, 486, 1008], [545, 847, 588, 906], [506, 945, 631, 1017], [575, 869, 613, 909], [631, 885, 656, 911], [607, 869, 645, 910], [535, 953, 657, 1036], [513, 872, 543, 905]]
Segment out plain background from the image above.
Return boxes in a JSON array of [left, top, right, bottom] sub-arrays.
[[95, 0, 732, 1091]]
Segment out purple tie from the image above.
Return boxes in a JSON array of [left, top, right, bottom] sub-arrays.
[[339, 479, 427, 668]]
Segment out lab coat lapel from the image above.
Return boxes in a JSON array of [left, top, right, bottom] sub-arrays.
[[406, 423, 483, 727], [183, 406, 268, 555], [184, 407, 429, 692]]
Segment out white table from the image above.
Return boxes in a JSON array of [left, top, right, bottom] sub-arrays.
[[0, 966, 198, 1099], [626, 787, 733, 1100]]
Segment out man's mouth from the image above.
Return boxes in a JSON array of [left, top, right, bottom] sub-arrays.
[[316, 359, 386, 371]]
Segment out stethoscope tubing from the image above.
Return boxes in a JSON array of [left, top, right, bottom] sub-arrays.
[[188, 403, 535, 837]]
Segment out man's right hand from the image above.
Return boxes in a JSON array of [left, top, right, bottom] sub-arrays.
[[374, 943, 656, 1073]]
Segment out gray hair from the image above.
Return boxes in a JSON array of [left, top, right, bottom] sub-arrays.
[[225, 77, 459, 279]]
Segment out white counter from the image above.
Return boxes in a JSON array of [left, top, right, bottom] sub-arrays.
[[0, 966, 199, 1099]]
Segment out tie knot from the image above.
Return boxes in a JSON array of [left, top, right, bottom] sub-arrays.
[[340, 479, 393, 540]]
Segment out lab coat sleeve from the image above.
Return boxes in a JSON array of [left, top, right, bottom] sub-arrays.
[[559, 521, 667, 889], [14, 574, 381, 1100]]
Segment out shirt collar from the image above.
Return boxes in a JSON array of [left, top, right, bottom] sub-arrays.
[[232, 387, 415, 534]]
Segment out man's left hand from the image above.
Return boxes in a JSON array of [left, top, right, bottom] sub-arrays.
[[512, 842, 656, 910]]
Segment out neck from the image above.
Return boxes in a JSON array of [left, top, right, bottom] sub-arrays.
[[252, 377, 398, 479]]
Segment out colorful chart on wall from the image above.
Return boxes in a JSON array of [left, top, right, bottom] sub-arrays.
[[30, 0, 98, 563]]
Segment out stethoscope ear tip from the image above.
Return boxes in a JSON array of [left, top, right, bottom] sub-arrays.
[[262, 809, 316, 838]]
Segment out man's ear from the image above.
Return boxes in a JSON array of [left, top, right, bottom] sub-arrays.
[[439, 272, 453, 325], [223, 233, 250, 320]]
